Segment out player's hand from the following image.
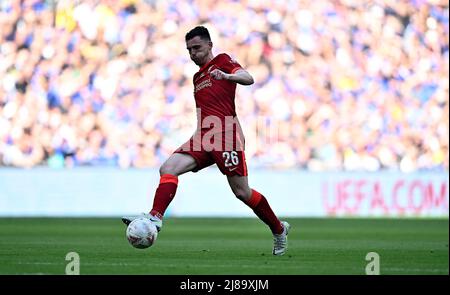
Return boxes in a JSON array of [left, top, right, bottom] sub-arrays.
[[210, 69, 229, 80]]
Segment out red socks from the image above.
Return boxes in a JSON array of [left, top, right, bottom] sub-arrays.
[[245, 189, 284, 235], [150, 176, 282, 236], [150, 174, 178, 220]]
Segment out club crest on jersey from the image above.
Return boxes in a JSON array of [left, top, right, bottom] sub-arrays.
[[207, 65, 216, 74]]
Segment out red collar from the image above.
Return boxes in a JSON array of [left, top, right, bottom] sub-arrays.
[[197, 54, 221, 74]]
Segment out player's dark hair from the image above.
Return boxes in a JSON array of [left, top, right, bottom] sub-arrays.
[[185, 26, 211, 42]]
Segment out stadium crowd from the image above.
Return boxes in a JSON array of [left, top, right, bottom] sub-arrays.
[[0, 0, 448, 171]]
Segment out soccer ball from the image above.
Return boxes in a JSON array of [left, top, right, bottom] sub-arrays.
[[126, 217, 158, 249]]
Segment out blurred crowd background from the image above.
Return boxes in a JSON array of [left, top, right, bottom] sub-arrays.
[[0, 0, 448, 171]]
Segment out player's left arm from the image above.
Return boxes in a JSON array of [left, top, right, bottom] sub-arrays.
[[210, 68, 254, 85]]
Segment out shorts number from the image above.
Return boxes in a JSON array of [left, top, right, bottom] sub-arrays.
[[223, 151, 239, 167]]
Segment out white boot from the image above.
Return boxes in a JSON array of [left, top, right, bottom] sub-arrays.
[[122, 213, 163, 232], [273, 221, 290, 256]]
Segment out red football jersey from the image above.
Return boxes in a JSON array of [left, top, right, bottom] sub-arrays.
[[192, 53, 243, 134]]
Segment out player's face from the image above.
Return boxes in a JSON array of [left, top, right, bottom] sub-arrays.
[[186, 36, 212, 67]]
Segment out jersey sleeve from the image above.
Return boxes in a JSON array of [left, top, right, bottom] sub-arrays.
[[218, 53, 243, 74]]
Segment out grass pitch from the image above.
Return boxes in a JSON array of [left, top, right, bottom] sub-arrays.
[[0, 217, 447, 275]]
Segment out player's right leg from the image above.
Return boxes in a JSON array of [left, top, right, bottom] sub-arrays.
[[150, 152, 198, 218], [158, 152, 199, 176], [122, 153, 197, 230]]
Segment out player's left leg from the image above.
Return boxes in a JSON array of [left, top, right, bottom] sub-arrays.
[[227, 175, 283, 234], [226, 174, 290, 256]]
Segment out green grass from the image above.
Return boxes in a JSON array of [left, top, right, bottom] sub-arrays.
[[0, 218, 448, 275]]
